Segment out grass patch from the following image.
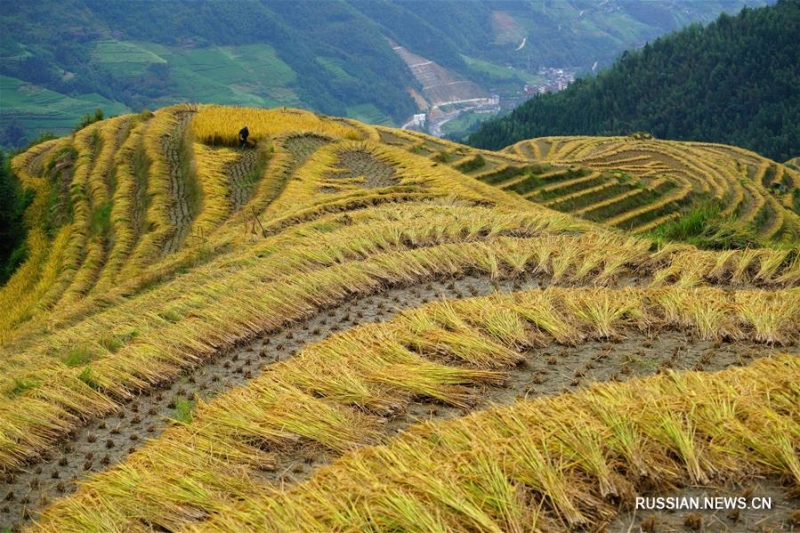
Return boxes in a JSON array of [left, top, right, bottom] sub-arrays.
[[534, 174, 605, 201], [173, 396, 195, 424], [90, 200, 113, 237], [311, 220, 343, 233], [432, 151, 455, 163], [62, 345, 98, 367], [751, 203, 771, 232], [619, 199, 683, 231], [98, 333, 126, 353], [505, 172, 547, 195], [77, 366, 100, 390], [648, 200, 761, 250], [478, 166, 527, 186], [551, 182, 634, 212], [6, 378, 40, 398], [583, 180, 677, 222], [157, 308, 183, 323], [455, 154, 486, 173]]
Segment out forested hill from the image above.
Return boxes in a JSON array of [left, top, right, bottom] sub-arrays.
[[467, 0, 800, 162], [1, 0, 769, 147]]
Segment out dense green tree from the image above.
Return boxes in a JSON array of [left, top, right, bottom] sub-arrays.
[[0, 150, 30, 284], [468, 0, 800, 162]]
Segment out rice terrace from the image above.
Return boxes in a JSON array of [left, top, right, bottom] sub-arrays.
[[2, 104, 800, 532]]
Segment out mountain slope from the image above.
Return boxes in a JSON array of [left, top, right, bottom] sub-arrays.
[[499, 135, 800, 244], [468, 0, 800, 162], [1, 106, 799, 531], [1, 0, 770, 147], [5, 5, 800, 531]]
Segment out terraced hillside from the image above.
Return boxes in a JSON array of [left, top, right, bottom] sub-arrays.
[[436, 133, 800, 244], [507, 137, 800, 239], [1, 106, 800, 532]]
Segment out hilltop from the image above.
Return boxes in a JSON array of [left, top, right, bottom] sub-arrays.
[[0, 0, 770, 146], [0, 107, 799, 531], [468, 0, 800, 163]]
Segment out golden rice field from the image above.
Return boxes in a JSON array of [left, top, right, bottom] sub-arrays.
[[1, 104, 799, 532], [383, 132, 800, 243]]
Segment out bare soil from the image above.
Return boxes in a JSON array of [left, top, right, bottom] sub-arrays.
[[226, 149, 259, 212], [282, 135, 330, 172], [323, 149, 398, 192]]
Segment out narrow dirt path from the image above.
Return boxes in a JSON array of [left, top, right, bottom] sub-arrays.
[[226, 150, 258, 212], [161, 111, 196, 256]]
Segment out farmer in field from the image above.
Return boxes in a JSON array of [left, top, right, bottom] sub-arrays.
[[239, 125, 249, 149]]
